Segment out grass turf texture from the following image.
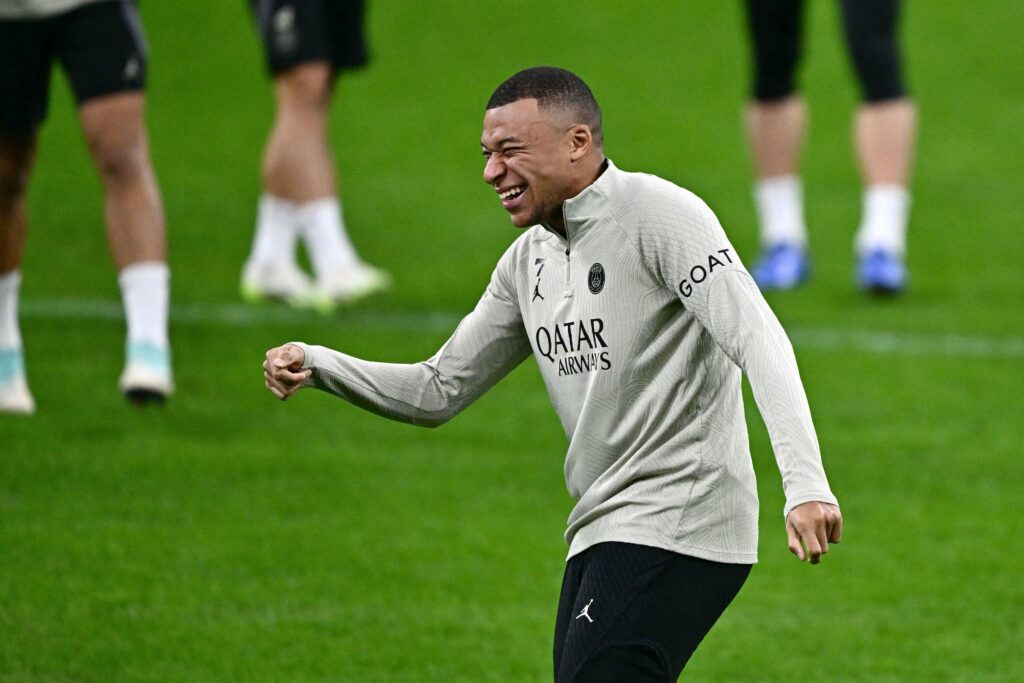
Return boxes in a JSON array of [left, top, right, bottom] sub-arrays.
[[2, 1, 1022, 681]]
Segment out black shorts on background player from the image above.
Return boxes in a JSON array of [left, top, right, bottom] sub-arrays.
[[250, 0, 368, 76], [0, 0, 147, 134], [745, 0, 906, 103], [553, 542, 751, 682]]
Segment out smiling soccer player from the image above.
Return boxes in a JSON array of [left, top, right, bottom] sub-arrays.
[[264, 66, 842, 681]]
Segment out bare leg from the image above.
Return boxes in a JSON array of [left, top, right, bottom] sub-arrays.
[[263, 61, 335, 202], [78, 92, 165, 268], [854, 98, 916, 186], [745, 95, 806, 179]]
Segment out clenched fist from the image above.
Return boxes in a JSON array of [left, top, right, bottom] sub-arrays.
[[263, 344, 311, 400]]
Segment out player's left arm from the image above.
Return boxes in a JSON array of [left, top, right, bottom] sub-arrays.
[[639, 189, 841, 563], [703, 269, 841, 563], [704, 270, 839, 557]]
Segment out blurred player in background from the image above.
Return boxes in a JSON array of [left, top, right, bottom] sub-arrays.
[[265, 67, 842, 680], [0, 0, 172, 413], [241, 0, 388, 311], [744, 0, 916, 294]]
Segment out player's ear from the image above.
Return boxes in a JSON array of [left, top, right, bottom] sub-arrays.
[[567, 124, 593, 162]]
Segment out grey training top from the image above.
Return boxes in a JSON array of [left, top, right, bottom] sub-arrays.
[[293, 160, 838, 564], [0, 0, 108, 19]]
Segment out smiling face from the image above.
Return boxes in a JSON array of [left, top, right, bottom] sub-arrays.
[[481, 98, 598, 232]]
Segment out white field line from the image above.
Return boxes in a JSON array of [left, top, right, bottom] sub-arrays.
[[20, 298, 461, 331], [786, 327, 1024, 360], [19, 298, 1024, 359]]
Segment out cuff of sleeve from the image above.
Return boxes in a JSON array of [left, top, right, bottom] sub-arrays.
[[783, 491, 839, 519], [287, 341, 316, 388]]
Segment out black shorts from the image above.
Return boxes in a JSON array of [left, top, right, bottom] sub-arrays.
[[0, 0, 148, 134], [249, 0, 369, 76], [553, 542, 751, 682], [745, 0, 907, 102]]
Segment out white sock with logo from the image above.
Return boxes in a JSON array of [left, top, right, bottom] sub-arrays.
[[248, 194, 300, 266], [118, 261, 170, 357], [297, 196, 359, 278], [754, 175, 808, 248], [0, 270, 23, 350], [855, 184, 910, 256]]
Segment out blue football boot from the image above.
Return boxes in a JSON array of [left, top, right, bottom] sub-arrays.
[[751, 243, 811, 291], [857, 249, 907, 295]]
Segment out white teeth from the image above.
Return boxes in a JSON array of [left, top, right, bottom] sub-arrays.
[[499, 186, 525, 200]]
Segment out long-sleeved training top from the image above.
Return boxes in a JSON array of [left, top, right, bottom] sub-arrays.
[[293, 160, 838, 564], [0, 0, 108, 20]]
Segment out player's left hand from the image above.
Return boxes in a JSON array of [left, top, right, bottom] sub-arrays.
[[785, 501, 842, 564]]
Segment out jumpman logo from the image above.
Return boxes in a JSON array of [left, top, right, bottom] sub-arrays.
[[532, 259, 545, 302], [575, 598, 594, 623]]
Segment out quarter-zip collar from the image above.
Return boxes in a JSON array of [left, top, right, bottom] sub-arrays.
[[539, 158, 618, 243]]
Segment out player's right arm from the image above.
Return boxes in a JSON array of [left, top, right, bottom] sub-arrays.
[[263, 247, 532, 426]]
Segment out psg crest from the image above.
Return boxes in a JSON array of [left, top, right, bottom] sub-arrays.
[[588, 263, 605, 294]]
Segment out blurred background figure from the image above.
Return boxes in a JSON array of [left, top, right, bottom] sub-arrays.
[[743, 0, 916, 294], [241, 0, 389, 312], [0, 0, 172, 414]]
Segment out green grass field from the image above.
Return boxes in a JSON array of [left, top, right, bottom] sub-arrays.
[[3, 2, 1023, 681]]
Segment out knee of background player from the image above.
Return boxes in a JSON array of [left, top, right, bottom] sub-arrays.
[[274, 62, 334, 111], [80, 103, 149, 185], [562, 643, 669, 683]]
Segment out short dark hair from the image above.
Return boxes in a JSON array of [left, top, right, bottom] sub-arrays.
[[487, 66, 603, 145]]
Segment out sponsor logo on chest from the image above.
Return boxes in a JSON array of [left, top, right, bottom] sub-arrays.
[[534, 318, 611, 377]]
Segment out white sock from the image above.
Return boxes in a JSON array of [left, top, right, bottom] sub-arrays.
[[754, 175, 808, 248], [0, 270, 23, 350], [248, 194, 301, 266], [855, 184, 910, 256], [297, 197, 359, 277], [118, 261, 170, 352]]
